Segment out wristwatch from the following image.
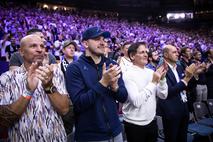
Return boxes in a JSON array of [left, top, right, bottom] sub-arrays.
[[44, 85, 58, 94]]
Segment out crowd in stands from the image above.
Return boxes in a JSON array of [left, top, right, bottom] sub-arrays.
[[0, 4, 213, 63], [0, 3, 213, 142]]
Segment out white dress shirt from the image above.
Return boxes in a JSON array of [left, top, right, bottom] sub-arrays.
[[167, 63, 187, 102]]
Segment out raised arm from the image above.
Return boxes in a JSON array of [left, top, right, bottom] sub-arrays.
[[35, 64, 70, 115]]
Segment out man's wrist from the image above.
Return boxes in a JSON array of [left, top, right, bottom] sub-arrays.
[[99, 79, 108, 87], [22, 89, 34, 100], [182, 77, 190, 86], [151, 80, 158, 85], [26, 80, 34, 92], [44, 83, 57, 94], [111, 85, 119, 92]]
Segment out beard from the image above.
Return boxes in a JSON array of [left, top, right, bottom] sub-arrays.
[[152, 58, 159, 64]]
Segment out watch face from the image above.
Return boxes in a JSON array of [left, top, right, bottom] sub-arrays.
[[50, 86, 57, 93]]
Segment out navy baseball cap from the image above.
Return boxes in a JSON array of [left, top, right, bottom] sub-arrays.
[[82, 27, 110, 41]]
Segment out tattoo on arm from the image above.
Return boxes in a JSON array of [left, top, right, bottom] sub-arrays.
[[0, 105, 20, 128]]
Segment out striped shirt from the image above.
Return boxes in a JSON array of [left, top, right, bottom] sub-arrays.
[[0, 64, 67, 142]]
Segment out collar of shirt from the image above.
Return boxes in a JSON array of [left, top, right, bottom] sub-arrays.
[[166, 62, 177, 71]]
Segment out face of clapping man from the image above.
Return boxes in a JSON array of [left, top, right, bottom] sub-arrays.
[[164, 45, 179, 64], [130, 44, 148, 68], [194, 51, 202, 61], [82, 27, 110, 60], [20, 35, 45, 68], [84, 36, 106, 57], [184, 48, 192, 59]]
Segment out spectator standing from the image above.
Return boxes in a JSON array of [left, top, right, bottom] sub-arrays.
[[0, 34, 70, 141], [146, 49, 160, 71], [206, 49, 213, 99], [60, 39, 78, 75], [158, 45, 200, 142], [122, 42, 168, 142], [66, 27, 128, 142]]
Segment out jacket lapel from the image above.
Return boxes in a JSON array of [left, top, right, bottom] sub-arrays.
[[167, 66, 177, 85], [176, 65, 185, 80]]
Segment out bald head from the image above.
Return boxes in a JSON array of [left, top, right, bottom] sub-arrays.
[[20, 35, 42, 49], [163, 45, 179, 65], [163, 45, 176, 56], [19, 35, 45, 68]]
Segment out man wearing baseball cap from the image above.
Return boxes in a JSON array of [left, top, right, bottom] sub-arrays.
[[65, 27, 128, 141], [61, 39, 78, 75]]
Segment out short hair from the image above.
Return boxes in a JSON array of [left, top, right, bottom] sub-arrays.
[[128, 42, 146, 61], [27, 28, 42, 35], [180, 47, 189, 56], [148, 49, 157, 58], [193, 50, 201, 56], [121, 41, 132, 49]]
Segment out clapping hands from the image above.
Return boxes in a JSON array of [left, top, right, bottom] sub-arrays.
[[27, 62, 54, 92], [99, 63, 121, 92], [152, 60, 168, 84]]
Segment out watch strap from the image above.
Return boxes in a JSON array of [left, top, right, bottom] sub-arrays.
[[44, 84, 57, 94]]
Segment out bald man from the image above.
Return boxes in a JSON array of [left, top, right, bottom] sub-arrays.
[[9, 28, 57, 71], [0, 35, 69, 142], [157, 45, 200, 142]]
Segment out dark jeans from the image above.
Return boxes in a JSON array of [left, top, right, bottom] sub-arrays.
[[124, 119, 158, 142]]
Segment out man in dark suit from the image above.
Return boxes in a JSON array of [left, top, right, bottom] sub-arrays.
[[206, 49, 213, 99], [158, 45, 198, 142]]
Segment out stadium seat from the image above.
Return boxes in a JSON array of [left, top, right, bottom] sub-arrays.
[[207, 99, 213, 116], [156, 115, 195, 142], [188, 122, 213, 142], [193, 102, 213, 127]]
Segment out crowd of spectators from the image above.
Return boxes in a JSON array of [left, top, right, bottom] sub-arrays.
[[0, 4, 213, 62], [0, 3, 213, 142]]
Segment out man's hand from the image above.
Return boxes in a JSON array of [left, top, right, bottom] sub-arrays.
[[109, 64, 121, 92], [157, 61, 168, 79], [26, 62, 40, 92], [185, 63, 196, 78], [183, 63, 196, 83], [153, 63, 168, 84], [36, 64, 54, 88], [99, 63, 121, 90]]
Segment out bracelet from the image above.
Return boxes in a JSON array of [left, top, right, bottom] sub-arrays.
[[23, 95, 32, 100], [22, 89, 34, 100]]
